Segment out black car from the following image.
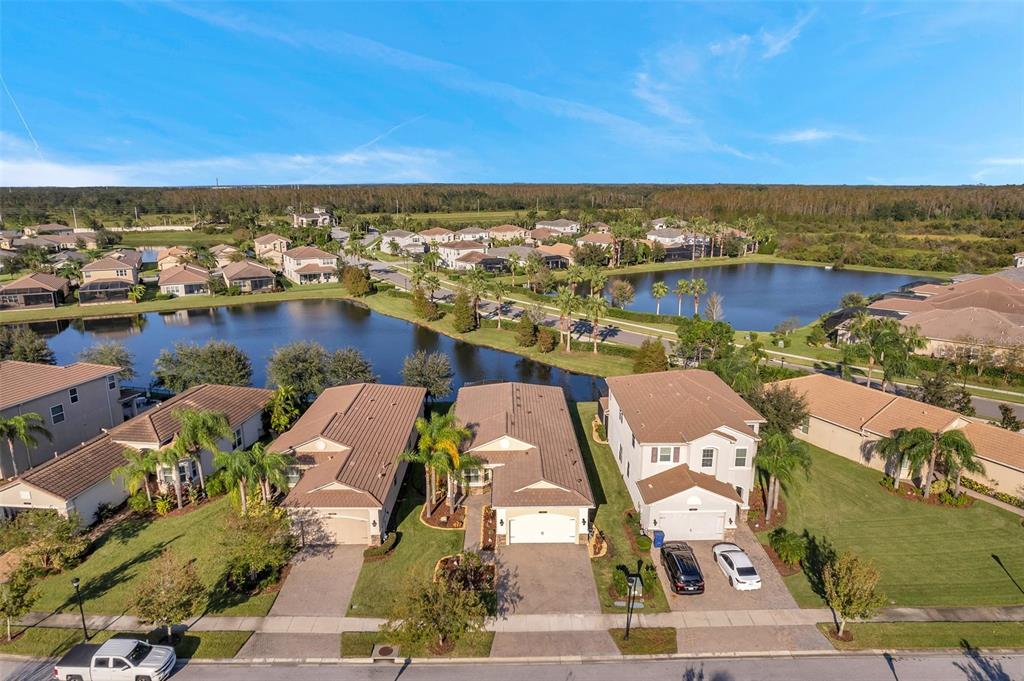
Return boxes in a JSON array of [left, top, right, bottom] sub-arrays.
[[660, 541, 705, 594]]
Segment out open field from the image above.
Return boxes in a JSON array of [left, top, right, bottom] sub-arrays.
[[766, 444, 1024, 608]]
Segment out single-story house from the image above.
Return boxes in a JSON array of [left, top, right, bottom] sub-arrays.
[[156, 246, 194, 271], [222, 260, 276, 293], [536, 242, 575, 267], [159, 264, 211, 296], [606, 370, 765, 541], [527, 227, 560, 243], [535, 218, 581, 234], [646, 228, 690, 246], [0, 272, 70, 309], [454, 382, 595, 544], [576, 233, 615, 250], [453, 251, 505, 271], [210, 244, 241, 268], [273, 383, 426, 545]]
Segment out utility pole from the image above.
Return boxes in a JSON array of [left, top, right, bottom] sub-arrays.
[[71, 207, 78, 229], [134, 206, 139, 221]]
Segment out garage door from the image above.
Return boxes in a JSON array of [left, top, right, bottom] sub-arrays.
[[321, 514, 371, 545], [508, 512, 577, 544], [656, 511, 725, 541]]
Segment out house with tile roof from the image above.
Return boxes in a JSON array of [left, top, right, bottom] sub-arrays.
[[282, 246, 338, 284], [535, 218, 581, 234], [770, 373, 1023, 497], [487, 224, 529, 241], [0, 272, 70, 309], [454, 382, 595, 544], [158, 264, 211, 297], [209, 243, 241, 268], [221, 260, 276, 293], [605, 370, 765, 541], [0, 383, 270, 526], [156, 246, 195, 271], [254, 233, 292, 269], [419, 227, 455, 245], [271, 383, 426, 545]]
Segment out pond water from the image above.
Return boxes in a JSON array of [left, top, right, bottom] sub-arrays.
[[604, 262, 930, 330], [31, 300, 605, 401]]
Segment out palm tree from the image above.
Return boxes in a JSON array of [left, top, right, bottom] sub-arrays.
[[899, 428, 978, 499], [111, 447, 157, 504], [673, 278, 689, 316], [214, 448, 256, 514], [249, 442, 293, 502], [58, 260, 83, 284], [422, 250, 441, 272], [172, 407, 231, 492], [690, 278, 707, 316], [410, 263, 427, 290], [507, 253, 522, 285], [423, 274, 441, 302], [463, 269, 490, 324], [756, 432, 811, 521], [155, 446, 185, 509], [848, 316, 903, 390], [651, 281, 669, 315], [565, 264, 585, 295], [0, 414, 51, 478], [554, 286, 579, 352], [875, 428, 929, 491], [948, 440, 985, 497], [583, 293, 608, 353], [128, 284, 146, 303], [407, 412, 471, 512], [490, 280, 508, 329]]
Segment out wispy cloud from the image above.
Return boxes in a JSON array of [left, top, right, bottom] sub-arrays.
[[760, 10, 817, 59], [631, 72, 696, 127], [972, 157, 1024, 182], [769, 128, 868, 144]]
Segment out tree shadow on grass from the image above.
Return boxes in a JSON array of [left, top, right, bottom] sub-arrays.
[[89, 515, 155, 550], [57, 537, 180, 615]]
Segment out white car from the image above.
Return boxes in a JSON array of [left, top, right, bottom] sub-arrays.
[[712, 543, 762, 591]]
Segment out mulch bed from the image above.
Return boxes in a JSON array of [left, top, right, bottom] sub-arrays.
[[823, 627, 853, 643], [422, 500, 466, 529], [879, 479, 973, 508], [746, 488, 787, 531], [760, 542, 802, 577], [481, 506, 497, 552], [434, 554, 497, 591]]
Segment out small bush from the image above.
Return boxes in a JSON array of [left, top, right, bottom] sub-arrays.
[[186, 483, 203, 506], [364, 532, 399, 559], [536, 326, 558, 353], [204, 470, 229, 497], [154, 495, 173, 516], [595, 421, 607, 440], [769, 527, 808, 566], [127, 491, 152, 514], [94, 502, 120, 524], [929, 479, 949, 495], [515, 319, 538, 347], [636, 535, 652, 551], [939, 491, 971, 508], [611, 566, 629, 597]]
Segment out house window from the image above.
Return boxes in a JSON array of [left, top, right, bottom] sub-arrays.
[[50, 404, 65, 424], [69, 388, 79, 404], [734, 448, 748, 467], [618, 410, 623, 424], [116, 269, 127, 277], [108, 375, 116, 390], [631, 433, 635, 447], [655, 446, 673, 463], [232, 428, 243, 449], [618, 444, 622, 462], [286, 466, 301, 486], [800, 416, 810, 434], [626, 462, 630, 479], [701, 448, 715, 468], [177, 461, 191, 483]]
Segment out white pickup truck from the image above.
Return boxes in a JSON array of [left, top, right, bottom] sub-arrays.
[[53, 638, 176, 681]]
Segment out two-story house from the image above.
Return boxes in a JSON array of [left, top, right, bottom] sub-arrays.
[[254, 233, 292, 269], [291, 206, 335, 228], [419, 227, 455, 246], [209, 244, 241, 268], [437, 240, 488, 268], [605, 370, 764, 541], [535, 218, 581, 234], [380, 229, 425, 254], [487, 224, 529, 242], [282, 246, 339, 284], [156, 246, 194, 271], [79, 249, 142, 305], [0, 360, 124, 479]]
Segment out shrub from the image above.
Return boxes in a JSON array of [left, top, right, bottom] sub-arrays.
[[768, 527, 808, 566], [364, 532, 399, 559], [515, 319, 538, 347], [94, 502, 120, 524], [939, 491, 971, 508], [929, 479, 948, 495], [536, 326, 558, 353], [127, 491, 152, 514], [204, 470, 229, 497], [186, 484, 203, 506], [611, 566, 630, 597], [595, 421, 607, 440], [636, 535, 652, 551], [154, 495, 173, 516]]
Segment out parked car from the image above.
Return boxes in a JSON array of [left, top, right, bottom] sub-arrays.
[[712, 542, 762, 591], [660, 541, 705, 594], [53, 638, 176, 681]]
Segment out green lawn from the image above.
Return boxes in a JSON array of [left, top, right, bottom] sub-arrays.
[[346, 472, 464, 618], [0, 628, 252, 659], [33, 497, 278, 617], [768, 444, 1024, 607], [817, 622, 1024, 651], [574, 402, 669, 613], [609, 627, 677, 655], [116, 231, 239, 248], [340, 630, 494, 658]]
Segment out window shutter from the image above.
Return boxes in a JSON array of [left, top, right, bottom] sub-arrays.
[[650, 448, 657, 463], [672, 446, 680, 463]]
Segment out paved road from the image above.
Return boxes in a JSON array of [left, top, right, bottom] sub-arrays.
[[6, 651, 1021, 681]]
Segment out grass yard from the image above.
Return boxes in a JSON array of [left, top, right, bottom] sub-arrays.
[[116, 231, 239, 248], [769, 444, 1024, 608], [346, 472, 464, 618], [0, 628, 252, 659], [608, 627, 677, 655], [340, 630, 494, 658], [32, 497, 278, 618], [573, 402, 669, 613], [816, 622, 1024, 651]]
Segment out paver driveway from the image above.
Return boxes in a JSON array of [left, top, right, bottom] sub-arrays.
[[653, 524, 798, 612], [270, 545, 364, 617], [496, 544, 601, 615]]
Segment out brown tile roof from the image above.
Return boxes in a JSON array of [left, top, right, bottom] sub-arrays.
[[770, 374, 901, 433], [537, 243, 574, 259], [294, 263, 337, 274], [109, 384, 271, 446], [254, 233, 290, 245], [157, 246, 192, 260], [455, 251, 499, 265], [209, 244, 239, 256], [15, 434, 126, 500], [454, 382, 594, 508], [419, 227, 454, 237], [861, 395, 962, 438], [222, 260, 273, 281], [530, 228, 560, 240], [0, 360, 121, 410], [158, 264, 210, 286], [578, 233, 615, 244], [960, 421, 1024, 472], [0, 272, 69, 293], [83, 256, 137, 273], [441, 241, 488, 251], [901, 307, 1024, 347], [488, 224, 524, 234], [274, 383, 426, 508], [606, 370, 764, 443], [636, 464, 742, 505], [284, 246, 336, 260], [868, 297, 933, 314]]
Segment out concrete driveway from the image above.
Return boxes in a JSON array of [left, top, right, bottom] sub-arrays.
[[491, 631, 619, 658], [496, 544, 600, 615], [269, 545, 364, 616], [653, 524, 799, 612]]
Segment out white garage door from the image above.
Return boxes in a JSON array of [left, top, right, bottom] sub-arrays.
[[656, 511, 725, 541], [508, 512, 577, 544], [321, 514, 371, 545]]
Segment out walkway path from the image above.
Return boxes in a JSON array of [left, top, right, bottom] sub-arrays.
[[462, 494, 487, 552]]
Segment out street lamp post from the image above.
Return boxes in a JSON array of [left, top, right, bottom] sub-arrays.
[[71, 577, 88, 641], [623, 559, 643, 641]]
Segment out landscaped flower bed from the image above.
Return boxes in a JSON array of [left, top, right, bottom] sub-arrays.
[[480, 506, 496, 552], [878, 477, 974, 509], [421, 501, 466, 530]]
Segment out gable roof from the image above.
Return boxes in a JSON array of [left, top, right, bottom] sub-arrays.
[[537, 243, 574, 259], [0, 360, 120, 410], [488, 224, 524, 234], [209, 244, 239, 256], [284, 245, 336, 260], [607, 370, 764, 443], [420, 227, 454, 237], [636, 464, 742, 505], [960, 421, 1024, 472], [12, 434, 127, 501], [108, 384, 271, 446], [578, 233, 615, 244], [273, 383, 426, 508], [158, 264, 210, 286], [442, 240, 488, 251], [0, 272, 69, 293], [222, 260, 273, 281], [900, 307, 1024, 347], [536, 218, 579, 228], [454, 382, 594, 508], [254, 233, 290, 245]]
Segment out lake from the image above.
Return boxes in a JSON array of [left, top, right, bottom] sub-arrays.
[[605, 262, 929, 330], [31, 300, 605, 401]]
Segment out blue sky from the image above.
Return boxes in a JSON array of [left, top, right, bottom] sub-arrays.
[[1, 1, 1022, 186]]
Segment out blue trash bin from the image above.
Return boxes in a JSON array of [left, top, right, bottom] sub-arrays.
[[652, 530, 665, 548]]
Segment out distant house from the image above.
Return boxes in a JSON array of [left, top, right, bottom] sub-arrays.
[[419, 227, 455, 245], [437, 240, 487, 268], [0, 359, 124, 478], [1014, 252, 1024, 268], [588, 221, 613, 233], [527, 227, 560, 244], [605, 370, 765, 541], [646, 228, 689, 247], [82, 250, 141, 284], [156, 246, 194, 271], [30, 232, 98, 250], [222, 260, 276, 293], [648, 217, 686, 230], [536, 242, 574, 267], [23, 223, 75, 237], [49, 250, 90, 267], [13, 236, 61, 252], [291, 206, 335, 228], [273, 383, 426, 545], [535, 218, 581, 234], [0, 272, 70, 309], [488, 245, 537, 266], [454, 227, 489, 242], [453, 251, 504, 271], [487, 224, 528, 241], [159, 264, 211, 297], [381, 229, 425, 254], [282, 246, 338, 284], [210, 244, 241, 268], [0, 231, 20, 250], [254, 233, 292, 269], [575, 233, 615, 250]]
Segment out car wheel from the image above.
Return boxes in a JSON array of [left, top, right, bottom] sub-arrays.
[[135, 676, 153, 681], [67, 676, 84, 681]]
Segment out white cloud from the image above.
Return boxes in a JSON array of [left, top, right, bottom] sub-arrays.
[[709, 34, 751, 57], [759, 10, 817, 59], [632, 72, 696, 127], [978, 157, 1024, 166], [769, 128, 867, 144], [971, 157, 1024, 182]]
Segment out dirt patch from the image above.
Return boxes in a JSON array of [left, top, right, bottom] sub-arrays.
[[760, 542, 802, 577], [421, 501, 466, 529], [746, 488, 787, 532]]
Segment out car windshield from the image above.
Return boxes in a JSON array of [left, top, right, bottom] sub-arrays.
[[737, 567, 758, 577], [126, 643, 152, 664]]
